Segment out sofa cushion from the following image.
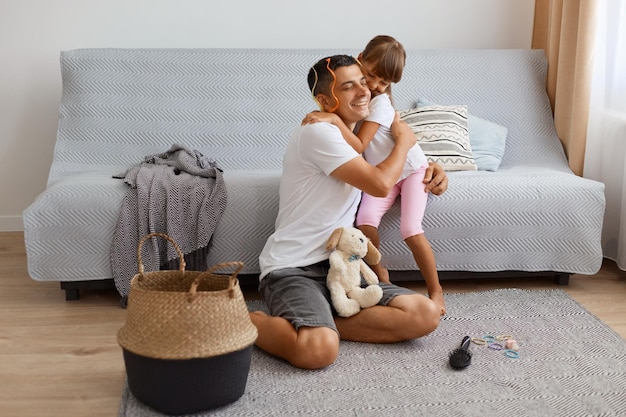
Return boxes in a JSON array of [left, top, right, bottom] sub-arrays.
[[399, 104, 477, 171], [417, 98, 508, 171]]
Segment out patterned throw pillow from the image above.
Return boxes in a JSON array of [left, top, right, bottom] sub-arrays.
[[399, 105, 477, 171], [417, 98, 507, 171]]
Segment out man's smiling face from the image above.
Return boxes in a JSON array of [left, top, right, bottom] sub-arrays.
[[324, 64, 371, 129]]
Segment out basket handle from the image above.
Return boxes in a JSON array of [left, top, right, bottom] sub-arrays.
[[188, 261, 244, 302], [137, 232, 186, 277]]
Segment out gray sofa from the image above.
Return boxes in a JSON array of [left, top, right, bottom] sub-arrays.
[[23, 48, 606, 300]]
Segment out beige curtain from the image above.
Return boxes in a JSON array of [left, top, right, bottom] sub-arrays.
[[584, 0, 626, 270], [532, 0, 598, 176]]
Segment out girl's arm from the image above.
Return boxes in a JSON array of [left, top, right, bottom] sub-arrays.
[[330, 117, 416, 197], [302, 111, 379, 154]]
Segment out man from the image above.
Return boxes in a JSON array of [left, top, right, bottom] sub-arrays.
[[251, 55, 448, 369]]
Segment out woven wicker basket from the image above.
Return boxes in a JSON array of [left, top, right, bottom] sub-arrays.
[[117, 232, 258, 414], [117, 233, 257, 359]]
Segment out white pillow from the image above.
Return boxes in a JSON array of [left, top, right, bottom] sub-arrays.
[[417, 98, 507, 171], [399, 105, 477, 171]]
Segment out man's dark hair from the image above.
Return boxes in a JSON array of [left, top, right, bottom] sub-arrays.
[[308, 55, 359, 97]]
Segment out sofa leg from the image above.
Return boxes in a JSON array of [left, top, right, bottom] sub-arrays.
[[60, 279, 116, 301], [64, 287, 80, 300], [555, 273, 570, 285]]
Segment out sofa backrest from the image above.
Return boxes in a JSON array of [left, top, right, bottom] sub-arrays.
[[49, 48, 567, 186]]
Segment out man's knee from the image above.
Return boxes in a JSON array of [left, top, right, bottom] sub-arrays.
[[392, 294, 440, 338], [292, 327, 340, 369], [412, 298, 440, 336]]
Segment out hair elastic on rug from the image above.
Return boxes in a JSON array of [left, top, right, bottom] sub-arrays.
[[504, 349, 520, 359], [505, 339, 519, 351], [472, 334, 520, 358]]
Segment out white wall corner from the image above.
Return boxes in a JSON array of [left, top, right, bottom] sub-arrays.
[[0, 216, 25, 232]]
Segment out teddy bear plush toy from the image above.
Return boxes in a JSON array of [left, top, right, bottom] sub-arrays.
[[325, 227, 384, 317]]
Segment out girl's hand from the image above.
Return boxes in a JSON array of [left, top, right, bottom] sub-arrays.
[[302, 111, 339, 126]]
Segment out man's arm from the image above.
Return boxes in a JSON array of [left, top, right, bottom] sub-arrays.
[[330, 115, 415, 197]]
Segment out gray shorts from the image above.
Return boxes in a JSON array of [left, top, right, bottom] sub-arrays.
[[258, 261, 417, 334]]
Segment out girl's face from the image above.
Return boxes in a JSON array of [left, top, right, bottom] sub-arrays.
[[360, 60, 390, 97]]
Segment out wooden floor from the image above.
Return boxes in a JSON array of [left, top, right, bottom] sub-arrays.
[[1, 231, 625, 417]]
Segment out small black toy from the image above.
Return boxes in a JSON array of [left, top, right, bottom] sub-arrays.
[[449, 335, 472, 369]]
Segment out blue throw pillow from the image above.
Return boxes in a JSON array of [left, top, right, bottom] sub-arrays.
[[417, 98, 507, 171]]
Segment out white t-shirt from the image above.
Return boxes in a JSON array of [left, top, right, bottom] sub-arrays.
[[362, 94, 428, 181], [259, 122, 361, 279]]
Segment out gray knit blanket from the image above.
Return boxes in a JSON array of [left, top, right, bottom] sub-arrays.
[[111, 144, 227, 297]]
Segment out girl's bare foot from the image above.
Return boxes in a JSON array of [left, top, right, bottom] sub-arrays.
[[429, 291, 446, 316]]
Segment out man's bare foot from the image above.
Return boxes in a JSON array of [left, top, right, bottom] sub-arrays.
[[429, 291, 446, 316], [250, 310, 268, 319], [249, 310, 269, 328]]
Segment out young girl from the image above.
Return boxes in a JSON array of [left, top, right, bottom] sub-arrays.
[[303, 35, 446, 315]]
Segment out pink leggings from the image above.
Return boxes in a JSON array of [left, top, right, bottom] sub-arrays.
[[356, 166, 428, 240]]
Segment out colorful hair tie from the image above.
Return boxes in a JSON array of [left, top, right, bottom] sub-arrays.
[[504, 349, 520, 359], [505, 339, 519, 351], [325, 58, 339, 112], [310, 66, 321, 110]]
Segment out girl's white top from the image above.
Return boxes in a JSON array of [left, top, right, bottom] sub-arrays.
[[362, 94, 428, 181]]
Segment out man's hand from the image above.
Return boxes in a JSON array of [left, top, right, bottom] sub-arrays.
[[423, 162, 448, 195]]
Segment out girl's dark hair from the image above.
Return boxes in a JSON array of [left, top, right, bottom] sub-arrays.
[[361, 35, 406, 84], [308, 55, 359, 96]]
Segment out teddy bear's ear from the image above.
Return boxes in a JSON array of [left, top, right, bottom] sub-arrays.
[[363, 239, 382, 265], [326, 227, 344, 250]]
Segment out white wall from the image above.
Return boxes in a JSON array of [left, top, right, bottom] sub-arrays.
[[0, 0, 535, 231]]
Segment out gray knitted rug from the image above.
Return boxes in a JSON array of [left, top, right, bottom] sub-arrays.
[[119, 289, 626, 416]]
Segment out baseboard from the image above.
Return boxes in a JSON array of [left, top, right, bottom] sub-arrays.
[[0, 215, 24, 232], [390, 269, 570, 285]]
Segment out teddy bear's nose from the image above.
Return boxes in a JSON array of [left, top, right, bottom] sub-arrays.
[[359, 238, 364, 243]]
